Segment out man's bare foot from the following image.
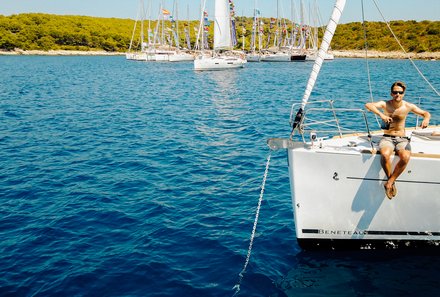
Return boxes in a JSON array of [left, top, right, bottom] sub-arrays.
[[391, 183, 397, 197], [384, 184, 393, 199]]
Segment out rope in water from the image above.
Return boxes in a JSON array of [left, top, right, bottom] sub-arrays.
[[232, 152, 272, 296]]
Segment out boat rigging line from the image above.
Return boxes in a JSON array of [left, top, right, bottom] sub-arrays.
[[361, 0, 439, 129], [361, 0, 374, 103], [232, 152, 272, 296], [371, 0, 440, 97], [361, 0, 380, 127]]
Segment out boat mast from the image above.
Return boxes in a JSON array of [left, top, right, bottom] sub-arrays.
[[258, 7, 263, 52], [195, 0, 207, 51], [174, 0, 180, 49], [275, 0, 279, 48], [148, 0, 152, 47], [161, 0, 165, 46], [287, 12, 293, 48], [299, 0, 305, 51], [291, 0, 298, 48], [140, 1, 144, 51], [250, 0, 257, 53], [128, 1, 141, 52]]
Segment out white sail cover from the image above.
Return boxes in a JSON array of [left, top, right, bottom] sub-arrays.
[[301, 0, 346, 108], [214, 0, 232, 50]]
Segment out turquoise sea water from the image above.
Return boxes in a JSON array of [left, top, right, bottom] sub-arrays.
[[1, 56, 439, 296]]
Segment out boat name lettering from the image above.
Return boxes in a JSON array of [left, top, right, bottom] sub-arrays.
[[318, 229, 367, 235]]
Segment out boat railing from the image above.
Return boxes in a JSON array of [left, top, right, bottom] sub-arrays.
[[290, 100, 372, 142]]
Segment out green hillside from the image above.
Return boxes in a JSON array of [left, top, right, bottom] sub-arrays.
[[0, 13, 439, 53], [333, 20, 440, 52]]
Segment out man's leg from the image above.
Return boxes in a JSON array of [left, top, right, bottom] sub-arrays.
[[380, 147, 395, 199], [379, 137, 397, 199], [386, 149, 411, 187], [380, 147, 393, 180]]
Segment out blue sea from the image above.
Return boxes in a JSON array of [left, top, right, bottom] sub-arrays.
[[1, 55, 439, 297]]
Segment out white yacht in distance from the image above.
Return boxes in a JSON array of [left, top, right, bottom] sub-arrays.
[[260, 51, 306, 62], [126, 0, 150, 61], [194, 0, 246, 71]]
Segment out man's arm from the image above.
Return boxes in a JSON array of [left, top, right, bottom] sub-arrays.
[[365, 101, 392, 123], [410, 103, 431, 128]]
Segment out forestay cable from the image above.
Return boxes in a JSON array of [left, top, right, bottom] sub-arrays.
[[232, 152, 271, 296], [361, 0, 374, 103], [361, 0, 381, 128]]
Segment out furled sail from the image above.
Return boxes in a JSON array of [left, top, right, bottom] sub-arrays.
[[214, 0, 232, 50]]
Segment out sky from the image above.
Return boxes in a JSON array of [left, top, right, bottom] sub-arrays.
[[1, 0, 439, 24]]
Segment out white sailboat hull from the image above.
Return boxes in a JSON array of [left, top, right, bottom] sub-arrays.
[[154, 53, 170, 61], [154, 54, 169, 62], [306, 52, 335, 61], [168, 53, 194, 62], [125, 52, 156, 61], [126, 52, 136, 60], [194, 55, 246, 70], [284, 128, 440, 250], [246, 54, 261, 62], [260, 53, 306, 62], [125, 52, 153, 61]]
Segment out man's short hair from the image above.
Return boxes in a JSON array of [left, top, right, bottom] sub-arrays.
[[391, 81, 406, 92]]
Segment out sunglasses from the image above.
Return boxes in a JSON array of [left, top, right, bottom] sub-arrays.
[[391, 90, 404, 95]]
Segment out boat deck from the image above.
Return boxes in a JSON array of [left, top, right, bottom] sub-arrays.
[[297, 127, 440, 158]]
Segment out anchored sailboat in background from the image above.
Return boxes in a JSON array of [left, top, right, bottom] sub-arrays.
[[166, 1, 195, 62], [126, 0, 151, 61], [260, 0, 307, 62], [194, 0, 246, 70], [126, 0, 194, 62], [246, 0, 263, 62], [268, 0, 440, 250]]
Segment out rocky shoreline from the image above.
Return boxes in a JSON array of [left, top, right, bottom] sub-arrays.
[[1, 49, 439, 60], [0, 50, 124, 56], [332, 50, 440, 60]]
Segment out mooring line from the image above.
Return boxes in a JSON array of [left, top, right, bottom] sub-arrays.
[[232, 151, 272, 296]]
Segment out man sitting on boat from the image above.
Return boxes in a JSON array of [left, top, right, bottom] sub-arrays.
[[365, 81, 431, 199]]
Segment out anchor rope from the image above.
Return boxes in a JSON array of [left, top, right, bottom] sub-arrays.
[[232, 152, 272, 296]]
